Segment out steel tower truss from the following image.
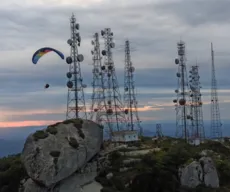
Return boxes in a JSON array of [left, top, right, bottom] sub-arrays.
[[174, 41, 191, 140], [188, 65, 205, 141], [89, 32, 107, 123], [66, 14, 87, 119], [123, 40, 142, 135], [210, 43, 222, 139], [156, 124, 163, 138], [99, 28, 127, 137]]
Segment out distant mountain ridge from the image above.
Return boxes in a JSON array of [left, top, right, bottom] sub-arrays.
[[0, 120, 230, 157]]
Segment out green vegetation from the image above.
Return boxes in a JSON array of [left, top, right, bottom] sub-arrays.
[[96, 137, 230, 192], [2, 137, 230, 192], [33, 130, 48, 141], [63, 118, 83, 125], [0, 154, 27, 192], [68, 137, 79, 149], [47, 125, 58, 135]]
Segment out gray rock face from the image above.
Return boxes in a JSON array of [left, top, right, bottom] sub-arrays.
[[179, 161, 203, 188], [179, 157, 219, 188], [200, 157, 219, 188], [21, 119, 103, 187], [23, 161, 98, 192]]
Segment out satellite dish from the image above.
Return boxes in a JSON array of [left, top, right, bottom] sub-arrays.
[[91, 40, 94, 45], [82, 84, 87, 88], [110, 42, 115, 48], [78, 36, 81, 43], [67, 39, 72, 45], [129, 67, 135, 72], [91, 50, 94, 55], [66, 56, 73, 64], [75, 23, 80, 30], [101, 30, 105, 36], [66, 72, 72, 79], [67, 81, 73, 88], [77, 54, 84, 62], [102, 50, 106, 56]]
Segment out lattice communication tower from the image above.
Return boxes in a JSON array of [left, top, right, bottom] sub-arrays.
[[89, 32, 106, 123], [123, 40, 142, 135], [210, 43, 222, 139], [173, 41, 191, 141], [156, 124, 163, 138], [66, 14, 87, 119], [188, 65, 205, 141], [100, 28, 127, 137]]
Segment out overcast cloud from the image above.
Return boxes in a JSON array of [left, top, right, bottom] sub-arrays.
[[0, 0, 229, 129]]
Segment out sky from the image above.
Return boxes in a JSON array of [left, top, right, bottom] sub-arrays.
[[0, 0, 230, 133]]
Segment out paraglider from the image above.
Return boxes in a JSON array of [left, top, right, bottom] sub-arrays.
[[32, 47, 65, 89], [44, 84, 49, 89], [32, 47, 65, 64]]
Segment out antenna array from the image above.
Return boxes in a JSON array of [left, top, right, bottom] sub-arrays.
[[174, 41, 191, 141], [123, 40, 142, 135], [100, 28, 127, 138], [89, 32, 106, 123], [210, 43, 222, 139], [66, 14, 87, 119], [188, 65, 205, 141]]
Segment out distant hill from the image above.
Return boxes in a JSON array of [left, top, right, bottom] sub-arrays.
[[0, 120, 230, 157], [0, 139, 25, 158]]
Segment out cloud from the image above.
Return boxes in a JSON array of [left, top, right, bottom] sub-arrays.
[[0, 0, 229, 128]]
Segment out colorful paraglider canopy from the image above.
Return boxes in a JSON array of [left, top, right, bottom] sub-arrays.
[[32, 47, 65, 64], [44, 84, 50, 89]]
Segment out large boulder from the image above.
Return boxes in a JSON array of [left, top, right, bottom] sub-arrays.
[[179, 157, 219, 188], [179, 161, 203, 188], [21, 119, 103, 187], [200, 157, 219, 188], [22, 161, 98, 192]]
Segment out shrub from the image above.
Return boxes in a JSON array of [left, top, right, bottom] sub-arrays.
[[111, 177, 125, 190], [68, 137, 79, 149], [0, 154, 27, 192], [63, 118, 83, 125], [47, 126, 58, 135], [49, 151, 61, 158], [33, 130, 48, 141]]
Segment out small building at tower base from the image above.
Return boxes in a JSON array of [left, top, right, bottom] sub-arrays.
[[111, 130, 139, 143]]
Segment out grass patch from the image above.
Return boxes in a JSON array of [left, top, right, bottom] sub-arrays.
[[63, 118, 83, 125], [33, 130, 48, 141], [47, 126, 58, 135]]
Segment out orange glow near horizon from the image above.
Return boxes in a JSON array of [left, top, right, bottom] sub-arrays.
[[0, 120, 61, 128]]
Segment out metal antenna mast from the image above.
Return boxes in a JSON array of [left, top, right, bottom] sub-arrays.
[[174, 41, 191, 141], [188, 65, 205, 141], [100, 28, 127, 138], [156, 124, 163, 138], [66, 14, 87, 119], [123, 40, 143, 135], [89, 32, 107, 123], [210, 43, 222, 139]]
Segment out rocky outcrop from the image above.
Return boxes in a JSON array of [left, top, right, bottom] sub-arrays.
[[22, 161, 98, 192], [179, 156, 219, 188], [20, 119, 103, 190], [200, 157, 219, 188]]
